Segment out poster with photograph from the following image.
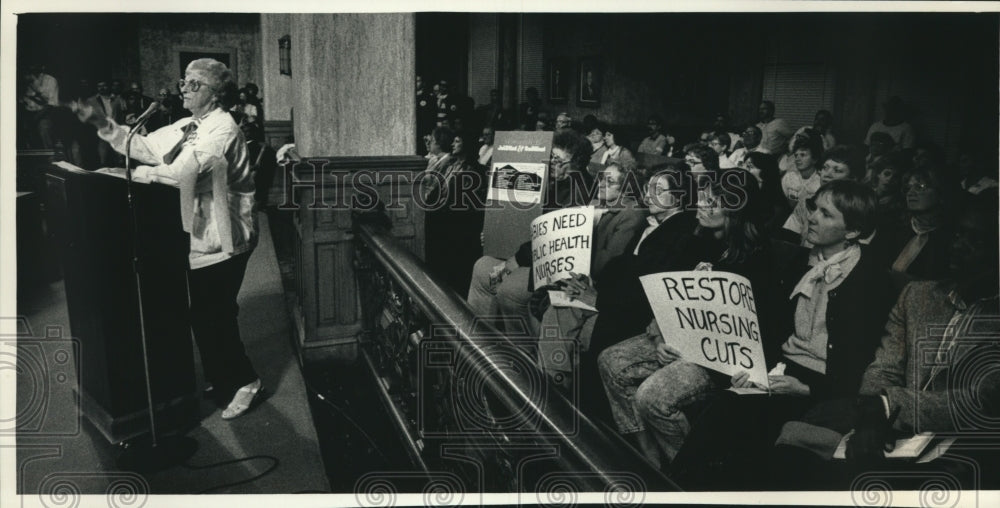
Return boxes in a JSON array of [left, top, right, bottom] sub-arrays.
[[486, 162, 545, 204], [482, 131, 553, 258]]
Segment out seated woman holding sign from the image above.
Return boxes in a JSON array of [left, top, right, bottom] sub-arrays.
[[467, 131, 594, 334], [596, 174, 784, 469], [668, 180, 894, 490], [530, 162, 646, 387]]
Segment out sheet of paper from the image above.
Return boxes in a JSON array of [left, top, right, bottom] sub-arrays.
[[548, 290, 597, 312], [726, 387, 768, 395], [916, 437, 956, 464], [833, 432, 936, 460], [95, 167, 152, 184]]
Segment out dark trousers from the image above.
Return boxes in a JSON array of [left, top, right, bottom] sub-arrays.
[[670, 391, 814, 490], [187, 251, 258, 400]]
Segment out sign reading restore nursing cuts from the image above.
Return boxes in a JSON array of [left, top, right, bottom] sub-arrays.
[[640, 271, 769, 388]]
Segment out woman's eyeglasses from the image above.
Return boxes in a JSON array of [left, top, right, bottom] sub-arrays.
[[598, 173, 622, 186], [178, 79, 215, 92]]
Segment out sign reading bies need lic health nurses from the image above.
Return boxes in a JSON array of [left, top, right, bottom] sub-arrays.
[[530, 206, 594, 287], [640, 271, 769, 388]]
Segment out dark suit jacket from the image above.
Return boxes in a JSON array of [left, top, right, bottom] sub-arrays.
[[591, 200, 646, 281], [590, 210, 703, 351]]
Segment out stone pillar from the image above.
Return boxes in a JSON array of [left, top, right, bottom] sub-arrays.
[[290, 14, 416, 157]]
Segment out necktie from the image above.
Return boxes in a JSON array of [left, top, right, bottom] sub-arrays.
[[163, 121, 199, 164]]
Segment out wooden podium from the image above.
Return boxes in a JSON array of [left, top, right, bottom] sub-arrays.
[[45, 162, 199, 444]]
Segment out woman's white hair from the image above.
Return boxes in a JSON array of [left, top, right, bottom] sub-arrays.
[[186, 58, 232, 88]]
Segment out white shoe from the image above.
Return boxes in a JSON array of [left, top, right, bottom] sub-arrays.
[[221, 379, 263, 420]]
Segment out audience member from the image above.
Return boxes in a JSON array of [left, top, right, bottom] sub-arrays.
[[794, 110, 836, 151], [585, 119, 608, 169], [709, 113, 742, 152], [435, 80, 461, 128], [869, 152, 908, 228], [671, 180, 893, 490], [19, 63, 60, 148], [683, 143, 721, 180], [878, 165, 959, 293], [532, 162, 648, 388], [782, 145, 865, 246], [756, 100, 794, 155], [467, 131, 594, 334], [146, 87, 186, 131], [477, 125, 495, 167], [128, 81, 154, 110], [765, 198, 999, 491], [416, 75, 436, 153], [476, 88, 508, 130], [598, 175, 779, 468], [425, 129, 486, 293], [865, 131, 896, 182], [601, 124, 637, 170], [637, 115, 669, 155], [123, 91, 149, 135], [555, 112, 573, 132], [243, 82, 263, 121], [728, 125, 761, 167], [423, 126, 454, 180], [866, 96, 916, 151], [88, 80, 126, 166], [519, 87, 541, 130], [957, 152, 999, 196], [708, 131, 737, 169], [780, 134, 824, 206]]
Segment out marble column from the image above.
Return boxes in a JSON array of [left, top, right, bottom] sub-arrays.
[[290, 13, 416, 157]]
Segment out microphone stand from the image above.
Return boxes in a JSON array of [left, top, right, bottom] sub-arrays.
[[115, 107, 198, 473]]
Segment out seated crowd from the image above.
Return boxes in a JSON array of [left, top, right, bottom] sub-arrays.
[[416, 83, 1000, 490]]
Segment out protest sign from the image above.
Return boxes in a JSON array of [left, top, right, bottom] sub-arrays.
[[640, 271, 769, 387], [530, 206, 594, 287], [482, 131, 552, 258]]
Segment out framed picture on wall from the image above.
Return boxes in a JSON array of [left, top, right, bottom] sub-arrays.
[[548, 58, 570, 103], [577, 58, 602, 107]]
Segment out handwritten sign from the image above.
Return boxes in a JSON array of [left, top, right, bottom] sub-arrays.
[[640, 271, 769, 387], [530, 206, 594, 287]]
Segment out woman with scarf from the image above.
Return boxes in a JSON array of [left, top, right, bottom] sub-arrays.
[[669, 180, 894, 489]]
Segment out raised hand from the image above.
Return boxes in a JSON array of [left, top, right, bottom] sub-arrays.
[[70, 100, 109, 130]]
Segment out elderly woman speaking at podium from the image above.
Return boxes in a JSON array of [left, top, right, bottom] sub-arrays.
[[75, 58, 262, 420]]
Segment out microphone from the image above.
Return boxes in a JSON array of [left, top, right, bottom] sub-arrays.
[[133, 101, 160, 128]]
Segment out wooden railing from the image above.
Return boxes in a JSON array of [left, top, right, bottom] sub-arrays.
[[353, 219, 677, 498]]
